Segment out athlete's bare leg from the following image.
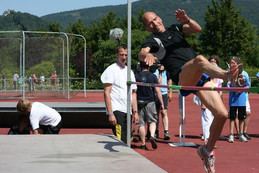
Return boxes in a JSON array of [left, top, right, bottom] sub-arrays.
[[196, 81, 228, 152], [179, 55, 238, 86]]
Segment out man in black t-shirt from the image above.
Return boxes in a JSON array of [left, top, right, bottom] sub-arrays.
[[135, 62, 164, 150], [139, 9, 240, 173]]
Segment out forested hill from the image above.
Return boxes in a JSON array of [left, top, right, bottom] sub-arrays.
[[42, 0, 259, 28], [0, 0, 258, 31], [0, 10, 48, 31]]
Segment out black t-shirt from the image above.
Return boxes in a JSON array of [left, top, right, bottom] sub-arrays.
[[135, 70, 158, 102], [142, 24, 197, 84]]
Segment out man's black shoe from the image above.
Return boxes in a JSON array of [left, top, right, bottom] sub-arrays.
[[150, 136, 157, 149], [244, 133, 251, 140]]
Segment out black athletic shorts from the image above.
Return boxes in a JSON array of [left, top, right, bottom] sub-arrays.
[[229, 106, 246, 120], [39, 121, 62, 134], [112, 111, 128, 144]]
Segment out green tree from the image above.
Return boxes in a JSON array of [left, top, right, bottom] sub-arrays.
[[84, 12, 123, 79], [27, 61, 55, 77], [200, 0, 258, 66], [66, 20, 87, 77], [86, 12, 122, 52], [93, 39, 117, 76], [49, 22, 61, 32]]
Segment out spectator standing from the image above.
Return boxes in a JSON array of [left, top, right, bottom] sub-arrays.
[[227, 57, 249, 143], [101, 45, 139, 144], [135, 62, 164, 149], [27, 76, 33, 92], [40, 74, 45, 89], [50, 71, 58, 88], [13, 72, 19, 90], [1, 73, 6, 90], [153, 65, 172, 140], [31, 73, 38, 91]]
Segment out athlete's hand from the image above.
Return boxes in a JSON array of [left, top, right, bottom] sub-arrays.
[[144, 53, 157, 66], [132, 112, 139, 123], [175, 9, 190, 24], [108, 114, 117, 126], [228, 63, 242, 82], [236, 74, 245, 87]]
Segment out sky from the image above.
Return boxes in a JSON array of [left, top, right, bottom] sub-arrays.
[[0, 0, 139, 17]]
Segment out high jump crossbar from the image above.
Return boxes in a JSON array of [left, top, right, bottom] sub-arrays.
[[128, 81, 258, 92]]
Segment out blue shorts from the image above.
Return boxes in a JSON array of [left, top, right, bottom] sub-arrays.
[[180, 73, 210, 97]]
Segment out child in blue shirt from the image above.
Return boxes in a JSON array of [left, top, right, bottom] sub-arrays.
[[228, 57, 250, 143]]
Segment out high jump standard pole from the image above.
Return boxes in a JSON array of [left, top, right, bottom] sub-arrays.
[[169, 93, 197, 147]]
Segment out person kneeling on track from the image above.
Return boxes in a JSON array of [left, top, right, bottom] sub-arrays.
[[12, 99, 62, 135]]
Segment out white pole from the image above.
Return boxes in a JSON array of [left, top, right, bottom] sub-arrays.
[[179, 93, 185, 143], [62, 39, 65, 96], [83, 38, 87, 97], [169, 93, 196, 147], [63, 33, 70, 100], [66, 33, 87, 97], [126, 0, 132, 147], [19, 37, 23, 95], [22, 31, 25, 99]]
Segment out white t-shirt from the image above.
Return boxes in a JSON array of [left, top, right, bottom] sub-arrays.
[[13, 73, 19, 81], [100, 63, 137, 113], [40, 76, 45, 82], [30, 102, 62, 130]]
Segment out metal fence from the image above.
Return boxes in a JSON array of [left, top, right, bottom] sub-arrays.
[[0, 31, 86, 100]]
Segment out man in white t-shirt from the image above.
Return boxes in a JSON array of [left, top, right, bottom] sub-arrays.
[[13, 73, 19, 90], [16, 99, 62, 134], [101, 45, 139, 144]]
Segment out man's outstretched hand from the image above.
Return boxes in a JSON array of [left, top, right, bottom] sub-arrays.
[[175, 9, 190, 24]]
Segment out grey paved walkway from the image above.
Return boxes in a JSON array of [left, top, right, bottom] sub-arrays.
[[0, 134, 166, 173]]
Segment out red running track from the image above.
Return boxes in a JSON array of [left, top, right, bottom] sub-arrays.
[[134, 93, 259, 173], [1, 91, 258, 173]]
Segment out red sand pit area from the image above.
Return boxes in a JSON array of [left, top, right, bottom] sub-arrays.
[[1, 91, 258, 173]]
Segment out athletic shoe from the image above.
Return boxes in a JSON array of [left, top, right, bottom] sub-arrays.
[[146, 130, 151, 140], [132, 135, 141, 142], [155, 130, 159, 139], [243, 133, 251, 140], [164, 131, 171, 140], [197, 146, 216, 173], [149, 136, 157, 149], [239, 134, 248, 142], [228, 134, 234, 143]]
